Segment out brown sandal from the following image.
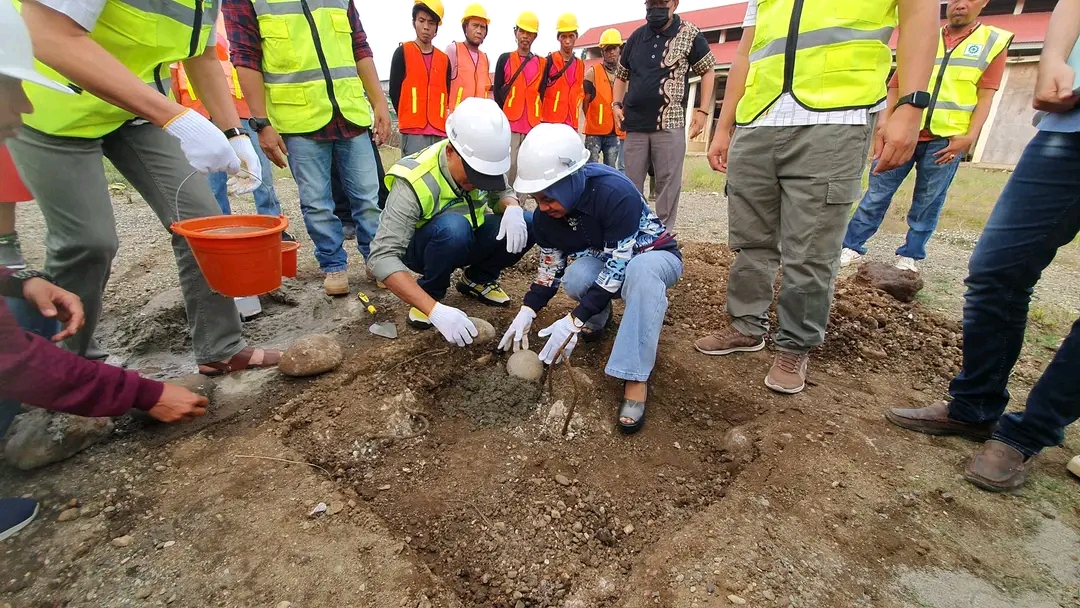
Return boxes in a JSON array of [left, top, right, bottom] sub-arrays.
[[198, 347, 281, 376]]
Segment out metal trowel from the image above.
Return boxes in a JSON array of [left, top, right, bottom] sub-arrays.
[[357, 292, 398, 339]]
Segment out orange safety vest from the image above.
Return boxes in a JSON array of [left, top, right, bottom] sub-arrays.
[[172, 39, 250, 119], [541, 53, 584, 128], [583, 65, 625, 138], [398, 42, 450, 134], [449, 41, 491, 112], [501, 52, 542, 127]]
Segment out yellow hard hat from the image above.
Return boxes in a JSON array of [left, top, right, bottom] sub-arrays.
[[599, 28, 623, 47], [516, 11, 539, 34], [555, 13, 578, 34], [461, 3, 488, 24], [414, 0, 444, 22]]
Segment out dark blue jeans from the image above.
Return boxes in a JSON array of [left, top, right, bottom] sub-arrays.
[[1, 298, 61, 436], [206, 123, 283, 216], [843, 138, 962, 260], [947, 131, 1080, 457], [403, 211, 535, 300]]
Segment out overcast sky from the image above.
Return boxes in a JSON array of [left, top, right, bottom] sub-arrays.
[[361, 0, 741, 78]]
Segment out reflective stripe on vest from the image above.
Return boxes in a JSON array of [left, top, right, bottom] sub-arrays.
[[449, 42, 491, 111], [21, 0, 216, 138], [386, 140, 488, 229], [583, 66, 625, 137], [924, 25, 1013, 138], [398, 42, 450, 134], [735, 0, 897, 125], [541, 54, 584, 128], [502, 53, 542, 127], [251, 0, 372, 135]]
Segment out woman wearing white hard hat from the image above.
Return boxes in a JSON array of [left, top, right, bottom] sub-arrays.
[[367, 97, 534, 346], [500, 123, 682, 434]]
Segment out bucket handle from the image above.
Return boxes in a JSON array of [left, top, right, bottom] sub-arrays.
[[172, 168, 262, 229]]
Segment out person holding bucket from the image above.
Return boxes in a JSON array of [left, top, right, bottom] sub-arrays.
[[367, 97, 534, 342], [8, 0, 282, 375]]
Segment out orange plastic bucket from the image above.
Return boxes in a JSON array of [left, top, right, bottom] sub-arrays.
[[281, 241, 300, 278], [171, 214, 288, 297]]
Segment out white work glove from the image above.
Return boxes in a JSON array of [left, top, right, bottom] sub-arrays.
[[428, 302, 479, 347], [499, 306, 536, 352], [163, 109, 241, 175], [497, 205, 529, 254], [537, 313, 582, 365], [226, 134, 263, 195]]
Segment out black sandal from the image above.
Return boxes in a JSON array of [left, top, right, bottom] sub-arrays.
[[618, 399, 646, 435], [580, 326, 606, 343]]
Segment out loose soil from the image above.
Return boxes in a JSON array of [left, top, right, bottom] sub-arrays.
[[2, 187, 1079, 608]]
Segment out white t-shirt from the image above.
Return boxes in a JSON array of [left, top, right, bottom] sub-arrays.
[[38, 0, 216, 45], [742, 0, 881, 127]]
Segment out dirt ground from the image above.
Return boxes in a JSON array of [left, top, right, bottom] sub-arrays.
[[2, 179, 1079, 608]]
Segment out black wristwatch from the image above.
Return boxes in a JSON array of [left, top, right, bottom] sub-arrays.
[[222, 127, 245, 139], [247, 117, 272, 133], [895, 91, 931, 110], [0, 269, 55, 298], [611, 101, 624, 109]]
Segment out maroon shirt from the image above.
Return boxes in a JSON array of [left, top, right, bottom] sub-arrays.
[[223, 0, 373, 140], [0, 269, 164, 417]]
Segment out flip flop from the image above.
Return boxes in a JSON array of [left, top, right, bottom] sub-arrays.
[[580, 326, 606, 343], [618, 399, 646, 435], [198, 347, 281, 377]]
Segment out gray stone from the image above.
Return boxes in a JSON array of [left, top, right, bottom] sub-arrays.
[[554, 474, 571, 487], [279, 334, 344, 378], [507, 350, 544, 382], [111, 535, 134, 548], [57, 508, 79, 522], [3, 409, 114, 471], [469, 317, 497, 346]]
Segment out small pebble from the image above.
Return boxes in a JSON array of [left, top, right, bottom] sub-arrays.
[[162, 540, 175, 548], [623, 524, 634, 535], [276, 602, 293, 608], [57, 508, 79, 522], [728, 595, 747, 605], [111, 535, 134, 548], [554, 474, 571, 487]]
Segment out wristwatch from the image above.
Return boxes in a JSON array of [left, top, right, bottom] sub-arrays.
[[247, 117, 272, 133], [611, 101, 624, 110], [895, 91, 931, 110], [221, 127, 245, 139], [0, 269, 56, 298]]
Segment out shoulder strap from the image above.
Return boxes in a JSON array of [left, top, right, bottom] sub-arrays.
[[500, 53, 534, 96], [546, 54, 575, 85]]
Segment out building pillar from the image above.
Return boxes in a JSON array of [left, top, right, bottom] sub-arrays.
[[685, 80, 698, 147], [972, 61, 1012, 164]]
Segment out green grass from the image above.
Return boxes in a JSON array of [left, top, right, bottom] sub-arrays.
[[681, 155, 727, 192]]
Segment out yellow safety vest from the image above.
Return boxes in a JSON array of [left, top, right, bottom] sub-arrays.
[[386, 140, 488, 229], [20, 0, 216, 139], [251, 0, 371, 135], [924, 25, 1013, 138], [736, 0, 897, 125]]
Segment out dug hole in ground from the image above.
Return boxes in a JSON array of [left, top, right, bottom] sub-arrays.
[[1, 181, 1079, 608]]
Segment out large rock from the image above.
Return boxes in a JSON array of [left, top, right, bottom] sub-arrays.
[[469, 317, 497, 346], [3, 409, 114, 471], [279, 334, 344, 378], [855, 261, 924, 303], [168, 374, 214, 400], [507, 349, 544, 382]]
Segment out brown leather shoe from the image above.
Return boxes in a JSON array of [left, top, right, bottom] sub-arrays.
[[885, 401, 995, 441], [694, 327, 765, 356], [764, 351, 809, 394], [964, 440, 1035, 492]]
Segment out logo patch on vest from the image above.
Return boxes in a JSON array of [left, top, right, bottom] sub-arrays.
[[964, 44, 983, 58]]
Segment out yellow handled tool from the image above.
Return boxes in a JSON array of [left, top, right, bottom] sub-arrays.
[[358, 292, 398, 339]]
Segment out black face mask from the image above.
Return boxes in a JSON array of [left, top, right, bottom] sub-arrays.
[[646, 7, 670, 30]]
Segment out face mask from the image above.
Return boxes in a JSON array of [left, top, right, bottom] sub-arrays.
[[646, 7, 670, 30]]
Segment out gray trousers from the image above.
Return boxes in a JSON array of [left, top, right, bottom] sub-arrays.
[[623, 128, 687, 229], [508, 132, 526, 194], [8, 123, 246, 365], [725, 123, 873, 353], [400, 134, 443, 157]]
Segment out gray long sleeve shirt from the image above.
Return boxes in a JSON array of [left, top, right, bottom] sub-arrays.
[[367, 146, 516, 282]]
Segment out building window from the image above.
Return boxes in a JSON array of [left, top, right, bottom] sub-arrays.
[[940, 0, 1016, 17], [1022, 0, 1056, 12], [726, 27, 743, 42], [703, 29, 721, 44]]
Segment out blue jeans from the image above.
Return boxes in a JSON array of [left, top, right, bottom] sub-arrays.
[[1, 298, 61, 436], [842, 138, 962, 260], [284, 133, 381, 272], [206, 123, 283, 216], [617, 139, 625, 173], [403, 211, 536, 300], [585, 135, 621, 168], [561, 251, 683, 382], [946, 131, 1080, 457]]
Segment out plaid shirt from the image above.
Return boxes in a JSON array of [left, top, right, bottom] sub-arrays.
[[223, 0, 372, 140]]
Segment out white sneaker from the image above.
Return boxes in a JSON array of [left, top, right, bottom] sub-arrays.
[[895, 256, 919, 273], [840, 248, 862, 268]]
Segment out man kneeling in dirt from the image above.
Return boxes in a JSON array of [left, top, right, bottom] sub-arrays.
[[500, 123, 682, 434], [367, 97, 535, 346], [0, 2, 209, 541]]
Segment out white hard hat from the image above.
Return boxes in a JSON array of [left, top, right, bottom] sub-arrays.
[[0, 2, 72, 94], [513, 123, 589, 194], [445, 97, 511, 191]]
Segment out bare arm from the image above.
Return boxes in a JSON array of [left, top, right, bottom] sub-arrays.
[[235, 66, 268, 117], [964, 88, 997, 142], [19, 1, 184, 126], [181, 48, 243, 130], [1034, 0, 1080, 112], [716, 28, 754, 135], [357, 56, 391, 144]]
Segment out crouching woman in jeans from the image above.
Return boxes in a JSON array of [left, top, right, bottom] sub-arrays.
[[498, 123, 682, 434]]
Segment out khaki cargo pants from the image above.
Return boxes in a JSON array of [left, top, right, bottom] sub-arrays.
[[724, 123, 873, 352]]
